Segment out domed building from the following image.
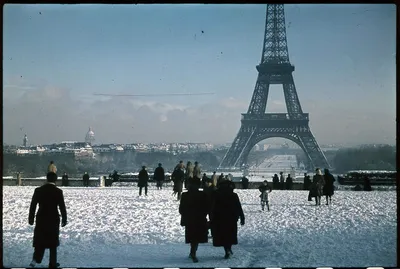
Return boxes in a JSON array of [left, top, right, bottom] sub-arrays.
[[23, 134, 28, 147], [85, 127, 95, 145]]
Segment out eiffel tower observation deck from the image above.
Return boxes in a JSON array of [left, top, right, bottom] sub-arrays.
[[219, 4, 329, 171]]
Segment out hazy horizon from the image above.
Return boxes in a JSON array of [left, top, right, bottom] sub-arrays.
[[3, 4, 396, 146]]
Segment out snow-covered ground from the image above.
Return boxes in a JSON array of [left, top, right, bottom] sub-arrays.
[[250, 154, 299, 172], [3, 186, 396, 268]]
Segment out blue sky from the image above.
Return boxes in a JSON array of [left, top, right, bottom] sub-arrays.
[[3, 4, 396, 145]]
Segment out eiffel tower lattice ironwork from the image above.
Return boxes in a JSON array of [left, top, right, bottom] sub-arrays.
[[219, 4, 329, 170]]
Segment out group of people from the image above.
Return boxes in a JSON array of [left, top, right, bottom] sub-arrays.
[[271, 172, 294, 190], [305, 168, 336, 205], [179, 176, 245, 263]]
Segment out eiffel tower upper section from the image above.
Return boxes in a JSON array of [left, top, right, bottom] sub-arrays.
[[261, 4, 290, 65]]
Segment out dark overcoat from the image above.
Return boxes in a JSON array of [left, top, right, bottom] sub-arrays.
[[323, 173, 335, 196], [172, 169, 185, 193], [138, 169, 149, 187], [61, 175, 69, 186], [153, 167, 165, 182], [211, 181, 245, 247], [29, 183, 67, 248], [179, 190, 209, 244], [310, 174, 324, 197]]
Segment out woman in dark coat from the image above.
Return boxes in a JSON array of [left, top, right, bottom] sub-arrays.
[[172, 167, 185, 200], [29, 172, 67, 268], [311, 168, 325, 206], [323, 168, 335, 205], [138, 166, 149, 196], [179, 178, 209, 263], [210, 180, 245, 259]]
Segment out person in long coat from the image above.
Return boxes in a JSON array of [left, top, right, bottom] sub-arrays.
[[179, 178, 209, 263], [61, 172, 69, 187], [172, 167, 185, 200], [323, 168, 335, 205], [29, 172, 67, 268], [184, 161, 194, 189], [153, 163, 165, 190], [210, 180, 245, 259], [311, 168, 325, 206], [193, 161, 201, 179], [82, 172, 90, 187], [138, 166, 149, 196]]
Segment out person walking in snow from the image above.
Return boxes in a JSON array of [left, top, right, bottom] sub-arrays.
[[285, 174, 293, 190], [211, 171, 218, 188], [172, 166, 185, 200], [138, 166, 149, 196], [323, 168, 335, 205], [28, 172, 67, 268], [82, 172, 90, 187], [193, 161, 201, 179], [153, 163, 165, 190], [61, 172, 69, 187], [210, 180, 245, 259], [179, 177, 210, 263], [258, 180, 272, 211], [272, 174, 279, 189], [311, 168, 325, 206], [184, 161, 194, 189], [279, 171, 285, 190]]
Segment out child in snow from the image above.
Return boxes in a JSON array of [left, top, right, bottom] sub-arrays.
[[258, 180, 272, 211]]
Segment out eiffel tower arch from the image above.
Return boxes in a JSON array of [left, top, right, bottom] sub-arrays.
[[219, 4, 329, 171]]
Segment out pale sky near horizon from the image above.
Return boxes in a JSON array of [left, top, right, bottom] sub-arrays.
[[3, 4, 396, 146]]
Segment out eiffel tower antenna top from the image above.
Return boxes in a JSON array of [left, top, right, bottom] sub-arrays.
[[261, 4, 290, 65]]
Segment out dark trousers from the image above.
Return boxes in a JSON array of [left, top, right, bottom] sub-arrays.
[[33, 247, 57, 266], [139, 186, 148, 195], [83, 179, 89, 187]]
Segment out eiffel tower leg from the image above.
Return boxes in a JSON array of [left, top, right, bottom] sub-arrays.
[[219, 126, 257, 168], [297, 131, 329, 170]]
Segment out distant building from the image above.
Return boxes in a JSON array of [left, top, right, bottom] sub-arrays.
[[85, 127, 95, 145], [23, 134, 28, 147]]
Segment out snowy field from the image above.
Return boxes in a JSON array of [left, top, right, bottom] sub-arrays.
[[3, 186, 396, 268], [249, 154, 299, 172]]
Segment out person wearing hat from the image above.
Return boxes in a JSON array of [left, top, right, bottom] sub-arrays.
[[153, 163, 165, 190], [179, 177, 210, 263], [138, 166, 149, 196], [258, 180, 272, 211], [28, 172, 67, 268], [210, 179, 245, 259]]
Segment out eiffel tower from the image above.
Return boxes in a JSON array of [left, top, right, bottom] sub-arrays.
[[219, 4, 329, 170]]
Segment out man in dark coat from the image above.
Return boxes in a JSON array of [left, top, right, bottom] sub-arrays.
[[82, 172, 89, 187], [179, 178, 209, 263], [61, 172, 69, 187], [210, 180, 245, 259], [323, 168, 335, 205], [363, 176, 372, 191], [172, 166, 185, 200], [272, 174, 279, 189], [138, 166, 149, 196], [153, 163, 165, 190], [241, 176, 249, 189], [29, 172, 67, 268], [311, 168, 325, 206], [286, 174, 293, 190], [303, 173, 311, 190], [201, 173, 208, 189]]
